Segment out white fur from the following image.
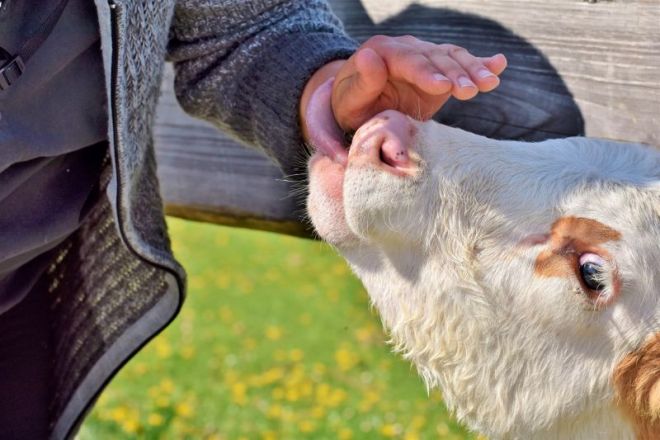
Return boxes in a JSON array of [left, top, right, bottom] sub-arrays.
[[307, 119, 660, 439]]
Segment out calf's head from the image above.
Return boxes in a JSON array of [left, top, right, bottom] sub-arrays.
[[306, 100, 660, 439]]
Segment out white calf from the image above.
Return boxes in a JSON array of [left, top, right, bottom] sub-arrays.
[[307, 102, 660, 439]]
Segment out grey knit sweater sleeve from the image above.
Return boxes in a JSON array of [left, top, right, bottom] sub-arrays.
[[166, 0, 358, 176]]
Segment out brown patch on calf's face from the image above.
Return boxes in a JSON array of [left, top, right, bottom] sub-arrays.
[[613, 333, 660, 439], [534, 217, 621, 301]]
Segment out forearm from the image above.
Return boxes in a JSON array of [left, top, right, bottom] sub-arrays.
[[167, 0, 357, 176]]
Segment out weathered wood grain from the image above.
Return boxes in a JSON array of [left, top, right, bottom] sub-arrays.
[[155, 0, 660, 236]]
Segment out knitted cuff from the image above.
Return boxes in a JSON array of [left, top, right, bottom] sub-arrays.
[[241, 31, 358, 177]]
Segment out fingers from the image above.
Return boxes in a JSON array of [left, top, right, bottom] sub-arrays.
[[363, 36, 507, 101], [361, 36, 453, 96], [480, 53, 508, 76], [444, 46, 500, 93], [332, 35, 508, 130], [332, 47, 388, 130], [352, 47, 388, 99], [426, 51, 480, 100]]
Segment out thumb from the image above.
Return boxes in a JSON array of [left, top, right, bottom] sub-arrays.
[[333, 47, 388, 131]]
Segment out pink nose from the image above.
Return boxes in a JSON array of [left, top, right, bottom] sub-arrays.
[[349, 110, 417, 174]]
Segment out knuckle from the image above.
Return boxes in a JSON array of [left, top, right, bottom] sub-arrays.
[[449, 45, 467, 57], [365, 34, 389, 47], [437, 43, 456, 52], [396, 34, 418, 44], [406, 53, 432, 71]]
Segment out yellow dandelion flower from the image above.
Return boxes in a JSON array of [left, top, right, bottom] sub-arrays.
[[155, 396, 170, 408], [181, 345, 195, 359], [218, 306, 234, 322], [261, 431, 277, 440], [312, 363, 327, 376], [96, 391, 111, 406], [243, 337, 257, 350], [147, 413, 164, 426], [331, 263, 348, 275], [264, 367, 284, 384], [120, 418, 139, 434], [285, 388, 300, 402], [160, 378, 175, 393], [355, 326, 378, 343], [359, 390, 380, 412], [147, 386, 160, 399], [265, 325, 283, 341], [267, 404, 282, 419], [250, 367, 283, 387], [338, 427, 353, 440], [289, 348, 304, 362], [380, 424, 399, 437], [327, 388, 347, 407], [311, 406, 325, 419], [224, 369, 239, 383], [231, 382, 248, 406], [410, 415, 426, 430], [436, 422, 450, 436], [155, 339, 172, 359], [110, 406, 129, 422], [281, 407, 296, 422], [215, 273, 231, 289], [232, 322, 246, 335], [404, 432, 420, 440], [334, 348, 358, 371], [316, 383, 330, 403], [132, 362, 148, 375], [300, 380, 314, 397], [175, 402, 193, 418], [298, 420, 316, 433]]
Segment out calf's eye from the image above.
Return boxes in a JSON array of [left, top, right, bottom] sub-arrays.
[[578, 253, 606, 291]]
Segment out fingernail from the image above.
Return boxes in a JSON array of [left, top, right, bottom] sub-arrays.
[[478, 68, 495, 79], [432, 73, 449, 82], [458, 76, 475, 88]]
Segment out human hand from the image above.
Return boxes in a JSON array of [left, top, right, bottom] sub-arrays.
[[332, 36, 507, 131], [300, 35, 507, 144]]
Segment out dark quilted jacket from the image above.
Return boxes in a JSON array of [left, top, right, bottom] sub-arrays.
[[47, 1, 356, 438]]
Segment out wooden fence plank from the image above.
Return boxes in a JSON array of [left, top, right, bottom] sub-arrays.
[[154, 0, 660, 236]]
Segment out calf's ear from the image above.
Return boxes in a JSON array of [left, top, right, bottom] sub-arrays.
[[613, 333, 660, 439]]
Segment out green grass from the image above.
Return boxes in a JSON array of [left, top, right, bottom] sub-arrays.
[[79, 218, 475, 439]]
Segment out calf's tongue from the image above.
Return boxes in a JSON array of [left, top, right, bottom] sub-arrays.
[[304, 78, 348, 164]]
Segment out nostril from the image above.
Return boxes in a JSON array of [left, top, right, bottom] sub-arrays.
[[380, 136, 410, 168], [349, 110, 418, 176]]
